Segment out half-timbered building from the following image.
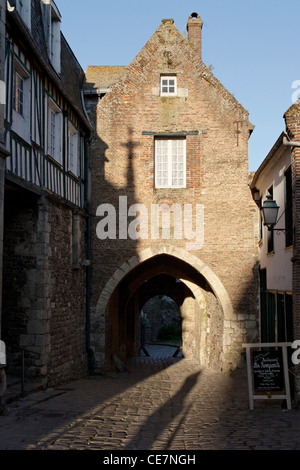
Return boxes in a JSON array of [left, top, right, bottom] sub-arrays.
[[1, 0, 92, 387]]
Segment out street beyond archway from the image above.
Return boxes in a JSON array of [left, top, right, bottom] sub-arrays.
[[0, 355, 299, 452]]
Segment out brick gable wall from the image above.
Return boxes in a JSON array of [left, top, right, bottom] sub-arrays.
[[85, 16, 259, 371]]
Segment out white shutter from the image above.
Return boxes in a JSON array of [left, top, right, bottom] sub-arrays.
[[69, 126, 78, 176], [47, 98, 62, 164]]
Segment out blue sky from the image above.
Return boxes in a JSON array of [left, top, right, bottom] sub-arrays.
[[57, 0, 300, 172]]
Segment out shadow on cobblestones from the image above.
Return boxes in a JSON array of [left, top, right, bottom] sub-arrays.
[[125, 368, 201, 449], [0, 356, 299, 451]]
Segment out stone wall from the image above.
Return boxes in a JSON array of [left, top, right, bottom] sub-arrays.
[[2, 188, 88, 386], [46, 198, 88, 386], [142, 295, 182, 344], [2, 189, 41, 377]]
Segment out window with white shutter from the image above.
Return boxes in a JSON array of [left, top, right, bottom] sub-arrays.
[[155, 138, 186, 188], [68, 122, 79, 176], [47, 98, 62, 164]]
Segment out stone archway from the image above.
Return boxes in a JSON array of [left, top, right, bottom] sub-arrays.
[[97, 246, 233, 320], [93, 246, 235, 372]]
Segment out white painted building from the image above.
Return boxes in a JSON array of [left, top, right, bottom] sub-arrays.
[[251, 132, 293, 343]]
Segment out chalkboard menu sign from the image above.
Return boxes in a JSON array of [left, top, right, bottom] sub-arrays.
[[252, 350, 284, 393]]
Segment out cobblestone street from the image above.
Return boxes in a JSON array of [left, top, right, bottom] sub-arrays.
[[0, 349, 299, 453]]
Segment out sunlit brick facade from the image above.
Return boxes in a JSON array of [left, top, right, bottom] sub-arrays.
[[84, 14, 259, 372]]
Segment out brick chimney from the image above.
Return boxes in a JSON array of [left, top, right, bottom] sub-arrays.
[[186, 12, 203, 60]]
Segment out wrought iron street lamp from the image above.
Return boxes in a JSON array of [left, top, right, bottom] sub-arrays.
[[261, 194, 286, 233]]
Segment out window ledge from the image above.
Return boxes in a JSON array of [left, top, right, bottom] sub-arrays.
[[67, 171, 79, 181], [154, 186, 187, 190], [285, 245, 293, 252], [12, 109, 25, 120], [160, 95, 178, 98], [46, 154, 62, 168]]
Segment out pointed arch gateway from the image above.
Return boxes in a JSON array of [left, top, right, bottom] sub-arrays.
[[95, 246, 234, 371]]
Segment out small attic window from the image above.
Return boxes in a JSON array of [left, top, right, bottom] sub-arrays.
[[50, 2, 61, 73], [41, 0, 61, 73], [16, 0, 31, 29], [160, 75, 177, 97]]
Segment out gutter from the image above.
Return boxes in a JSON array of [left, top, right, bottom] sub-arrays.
[[251, 131, 300, 191], [251, 131, 300, 201], [250, 132, 285, 189], [80, 81, 95, 375], [283, 133, 300, 147], [83, 88, 111, 97]]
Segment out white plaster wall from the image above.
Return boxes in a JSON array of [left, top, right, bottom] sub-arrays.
[[256, 145, 292, 292]]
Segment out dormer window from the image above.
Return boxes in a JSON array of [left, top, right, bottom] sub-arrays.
[[18, 0, 23, 16], [16, 0, 31, 29], [160, 75, 177, 97], [41, 0, 61, 73], [50, 6, 61, 72]]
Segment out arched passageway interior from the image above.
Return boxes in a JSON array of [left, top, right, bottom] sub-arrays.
[[105, 253, 224, 369], [141, 295, 182, 358]]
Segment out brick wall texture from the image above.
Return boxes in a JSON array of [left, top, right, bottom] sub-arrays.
[[284, 104, 300, 400], [85, 16, 259, 372]]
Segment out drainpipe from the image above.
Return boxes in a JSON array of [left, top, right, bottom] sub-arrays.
[[80, 84, 95, 375], [84, 137, 95, 375], [283, 133, 300, 147]]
